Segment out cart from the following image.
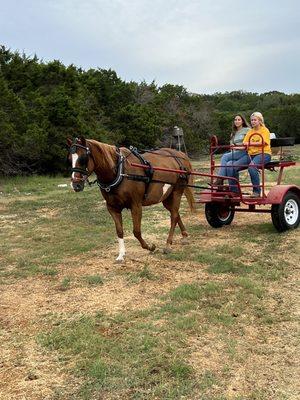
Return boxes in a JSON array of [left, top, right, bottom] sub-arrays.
[[198, 135, 300, 232], [131, 135, 300, 232]]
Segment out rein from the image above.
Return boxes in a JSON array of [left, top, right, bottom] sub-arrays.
[[70, 141, 189, 193]]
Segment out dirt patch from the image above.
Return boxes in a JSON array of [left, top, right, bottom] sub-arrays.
[[0, 211, 299, 399], [36, 208, 60, 218], [0, 331, 74, 400]]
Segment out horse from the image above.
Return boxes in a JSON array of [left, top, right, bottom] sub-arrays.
[[67, 137, 195, 262]]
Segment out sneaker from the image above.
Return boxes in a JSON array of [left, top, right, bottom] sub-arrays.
[[250, 192, 260, 198]]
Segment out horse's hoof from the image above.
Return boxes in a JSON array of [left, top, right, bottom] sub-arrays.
[[163, 247, 172, 254], [114, 258, 125, 265], [181, 236, 189, 245], [149, 244, 156, 252]]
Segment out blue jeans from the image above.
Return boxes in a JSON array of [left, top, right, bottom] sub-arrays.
[[217, 150, 247, 177], [227, 153, 272, 193]]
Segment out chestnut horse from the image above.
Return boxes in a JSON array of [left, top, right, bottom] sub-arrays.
[[67, 137, 195, 262]]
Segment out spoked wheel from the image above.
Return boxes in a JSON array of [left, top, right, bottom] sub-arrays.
[[271, 192, 300, 232], [205, 202, 235, 228]]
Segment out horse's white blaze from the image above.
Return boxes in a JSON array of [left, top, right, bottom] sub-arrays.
[[163, 184, 171, 195], [116, 238, 126, 261], [71, 154, 79, 189], [71, 153, 78, 179]]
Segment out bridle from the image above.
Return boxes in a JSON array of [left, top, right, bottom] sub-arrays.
[[69, 140, 125, 191], [69, 142, 92, 184]]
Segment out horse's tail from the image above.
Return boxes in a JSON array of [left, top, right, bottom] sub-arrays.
[[184, 170, 196, 213]]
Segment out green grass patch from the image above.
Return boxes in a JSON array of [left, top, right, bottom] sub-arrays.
[[235, 277, 265, 298], [169, 283, 205, 301], [42, 268, 58, 277], [172, 314, 199, 331], [58, 277, 71, 291], [83, 274, 104, 286], [126, 265, 157, 284], [38, 312, 197, 398], [206, 258, 251, 275], [38, 281, 240, 397], [0, 177, 115, 282], [199, 370, 217, 391], [163, 246, 251, 276]]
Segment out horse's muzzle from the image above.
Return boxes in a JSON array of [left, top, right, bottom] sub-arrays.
[[71, 179, 85, 192]]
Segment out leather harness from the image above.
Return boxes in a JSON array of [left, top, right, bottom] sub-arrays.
[[70, 140, 188, 196]]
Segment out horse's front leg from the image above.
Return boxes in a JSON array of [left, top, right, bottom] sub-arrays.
[[131, 204, 156, 252], [107, 206, 126, 262]]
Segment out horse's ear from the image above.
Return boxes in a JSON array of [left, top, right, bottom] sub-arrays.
[[78, 136, 86, 146], [67, 137, 72, 147]]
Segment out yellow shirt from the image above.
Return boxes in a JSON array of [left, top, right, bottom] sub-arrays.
[[243, 126, 271, 156]]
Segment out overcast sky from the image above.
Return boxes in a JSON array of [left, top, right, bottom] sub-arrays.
[[1, 0, 300, 94]]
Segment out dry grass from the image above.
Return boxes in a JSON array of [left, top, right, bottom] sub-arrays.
[[0, 157, 299, 400]]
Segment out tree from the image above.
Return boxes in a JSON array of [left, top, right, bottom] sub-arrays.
[[114, 103, 162, 148], [0, 45, 299, 175]]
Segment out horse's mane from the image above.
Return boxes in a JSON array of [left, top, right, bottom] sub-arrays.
[[87, 139, 117, 170]]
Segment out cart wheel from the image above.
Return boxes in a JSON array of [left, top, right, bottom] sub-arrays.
[[271, 192, 300, 232], [205, 203, 235, 228]]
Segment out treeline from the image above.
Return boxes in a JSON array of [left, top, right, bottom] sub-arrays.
[[0, 45, 299, 175]]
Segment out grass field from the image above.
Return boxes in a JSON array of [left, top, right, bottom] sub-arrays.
[[0, 148, 299, 400]]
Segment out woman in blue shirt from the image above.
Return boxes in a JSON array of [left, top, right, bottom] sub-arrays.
[[215, 114, 250, 187]]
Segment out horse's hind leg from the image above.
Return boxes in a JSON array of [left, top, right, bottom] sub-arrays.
[[131, 204, 156, 252], [177, 215, 189, 244], [107, 206, 126, 262], [162, 191, 183, 251]]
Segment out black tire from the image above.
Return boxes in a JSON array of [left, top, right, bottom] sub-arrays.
[[271, 192, 300, 232], [205, 203, 235, 228]]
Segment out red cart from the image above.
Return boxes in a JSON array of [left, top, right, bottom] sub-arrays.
[[131, 135, 300, 232], [197, 135, 300, 232]]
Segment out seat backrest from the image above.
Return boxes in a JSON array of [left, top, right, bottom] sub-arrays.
[[270, 137, 295, 147]]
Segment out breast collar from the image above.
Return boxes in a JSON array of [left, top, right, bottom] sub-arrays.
[[97, 147, 125, 192]]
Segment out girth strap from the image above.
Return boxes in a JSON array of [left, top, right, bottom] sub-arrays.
[[129, 146, 154, 198]]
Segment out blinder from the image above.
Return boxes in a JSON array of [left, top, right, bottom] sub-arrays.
[[69, 145, 77, 154], [69, 143, 91, 155]]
